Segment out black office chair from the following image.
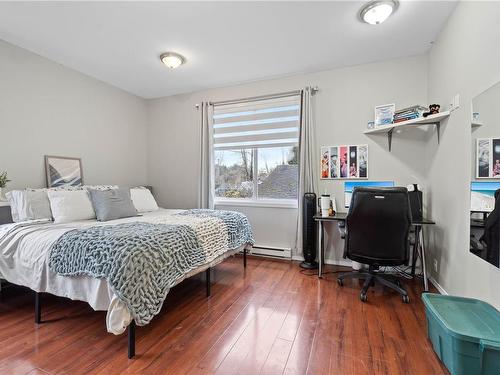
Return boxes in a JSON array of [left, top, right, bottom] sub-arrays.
[[337, 187, 412, 303], [480, 189, 500, 267]]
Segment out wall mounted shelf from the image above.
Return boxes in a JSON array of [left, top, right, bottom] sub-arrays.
[[363, 111, 451, 151]]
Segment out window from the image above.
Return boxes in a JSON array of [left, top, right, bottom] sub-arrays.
[[213, 95, 300, 206]]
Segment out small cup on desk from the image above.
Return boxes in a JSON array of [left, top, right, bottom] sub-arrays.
[[319, 195, 331, 217]]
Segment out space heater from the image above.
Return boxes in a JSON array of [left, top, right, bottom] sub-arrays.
[[300, 192, 318, 269]]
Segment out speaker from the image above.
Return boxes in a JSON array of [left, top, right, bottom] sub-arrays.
[[407, 184, 423, 222], [300, 192, 318, 269]]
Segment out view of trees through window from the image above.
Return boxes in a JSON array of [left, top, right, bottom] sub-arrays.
[[214, 146, 298, 200]]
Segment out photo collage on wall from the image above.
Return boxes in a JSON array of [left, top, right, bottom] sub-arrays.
[[477, 138, 500, 178], [321, 144, 368, 179]]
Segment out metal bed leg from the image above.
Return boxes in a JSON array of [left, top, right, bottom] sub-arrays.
[[128, 320, 136, 359], [206, 267, 211, 297], [35, 292, 41, 324], [243, 247, 247, 268]]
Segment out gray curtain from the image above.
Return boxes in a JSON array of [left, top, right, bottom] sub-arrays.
[[295, 87, 317, 256], [199, 102, 214, 209]]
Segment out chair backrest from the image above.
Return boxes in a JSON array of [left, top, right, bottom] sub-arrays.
[[345, 187, 411, 266], [481, 189, 500, 266]]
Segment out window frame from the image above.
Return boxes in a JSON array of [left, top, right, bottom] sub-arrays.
[[211, 94, 301, 209]]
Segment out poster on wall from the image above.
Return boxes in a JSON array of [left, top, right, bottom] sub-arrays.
[[339, 146, 348, 178], [477, 138, 500, 178], [321, 148, 329, 179], [329, 146, 339, 178], [320, 145, 368, 180], [358, 145, 368, 178]]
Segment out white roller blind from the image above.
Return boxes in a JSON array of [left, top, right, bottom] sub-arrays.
[[213, 95, 301, 150]]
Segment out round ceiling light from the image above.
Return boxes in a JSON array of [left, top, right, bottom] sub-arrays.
[[359, 0, 398, 25], [160, 52, 186, 69]]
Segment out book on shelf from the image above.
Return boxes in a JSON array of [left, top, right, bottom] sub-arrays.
[[394, 115, 420, 123], [392, 105, 427, 123], [394, 105, 427, 114]]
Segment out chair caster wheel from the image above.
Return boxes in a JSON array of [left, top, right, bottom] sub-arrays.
[[337, 279, 343, 287], [360, 293, 367, 302], [402, 295, 410, 303]]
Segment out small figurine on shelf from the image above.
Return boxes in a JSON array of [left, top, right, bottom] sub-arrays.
[[423, 104, 440, 117]]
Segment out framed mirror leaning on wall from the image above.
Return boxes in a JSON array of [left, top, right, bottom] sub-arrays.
[[470, 81, 500, 267]]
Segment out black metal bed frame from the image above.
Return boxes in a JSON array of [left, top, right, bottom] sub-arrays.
[[32, 248, 247, 359]]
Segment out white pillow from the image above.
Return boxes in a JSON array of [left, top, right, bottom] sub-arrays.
[[28, 186, 82, 192], [82, 185, 119, 191], [47, 190, 96, 223], [6, 190, 52, 222], [130, 188, 159, 213]]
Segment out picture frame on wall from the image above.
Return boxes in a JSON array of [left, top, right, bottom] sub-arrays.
[[45, 155, 83, 187], [374, 103, 395, 126], [320, 145, 368, 180], [339, 146, 348, 178], [476, 138, 500, 178], [329, 146, 339, 178]]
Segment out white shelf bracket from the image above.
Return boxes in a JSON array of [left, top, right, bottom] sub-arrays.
[[386, 121, 440, 152]]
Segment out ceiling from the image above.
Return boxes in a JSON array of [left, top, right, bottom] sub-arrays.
[[0, 1, 457, 99]]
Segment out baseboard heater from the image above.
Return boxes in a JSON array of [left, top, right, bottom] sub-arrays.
[[248, 245, 291, 259]]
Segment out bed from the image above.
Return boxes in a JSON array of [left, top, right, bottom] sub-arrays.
[[0, 205, 253, 358]]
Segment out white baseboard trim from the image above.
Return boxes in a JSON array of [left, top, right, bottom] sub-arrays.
[[428, 276, 448, 295], [291, 255, 352, 267], [292, 255, 450, 294]]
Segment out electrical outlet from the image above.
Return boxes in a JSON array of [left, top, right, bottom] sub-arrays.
[[449, 93, 461, 111], [433, 259, 438, 273]]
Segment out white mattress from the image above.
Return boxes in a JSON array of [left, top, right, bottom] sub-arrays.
[[0, 209, 247, 334]]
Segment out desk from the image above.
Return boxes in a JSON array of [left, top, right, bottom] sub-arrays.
[[314, 214, 435, 291], [313, 213, 348, 280], [411, 219, 435, 291]]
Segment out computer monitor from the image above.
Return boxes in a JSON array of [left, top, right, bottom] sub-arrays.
[[344, 181, 395, 208], [471, 181, 500, 212]]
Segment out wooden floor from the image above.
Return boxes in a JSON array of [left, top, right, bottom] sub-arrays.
[[0, 256, 448, 375]]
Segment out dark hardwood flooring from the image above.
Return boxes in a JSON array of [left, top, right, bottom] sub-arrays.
[[0, 256, 448, 375]]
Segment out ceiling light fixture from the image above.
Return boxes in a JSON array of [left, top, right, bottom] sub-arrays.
[[160, 52, 186, 69], [359, 0, 398, 25]]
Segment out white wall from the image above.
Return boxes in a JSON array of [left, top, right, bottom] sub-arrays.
[[147, 54, 429, 259], [0, 39, 148, 189], [426, 1, 500, 308]]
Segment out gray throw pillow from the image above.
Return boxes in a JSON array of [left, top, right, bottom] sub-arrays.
[[89, 188, 138, 222]]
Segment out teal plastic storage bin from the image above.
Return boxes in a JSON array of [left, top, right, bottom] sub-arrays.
[[422, 293, 500, 375]]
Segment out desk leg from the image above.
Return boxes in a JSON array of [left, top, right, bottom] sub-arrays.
[[318, 221, 323, 279], [420, 227, 429, 292], [411, 227, 420, 277]]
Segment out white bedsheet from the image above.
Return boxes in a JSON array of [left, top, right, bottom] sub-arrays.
[[0, 209, 247, 334]]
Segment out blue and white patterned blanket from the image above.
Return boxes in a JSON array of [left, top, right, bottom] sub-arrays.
[[48, 209, 254, 325]]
